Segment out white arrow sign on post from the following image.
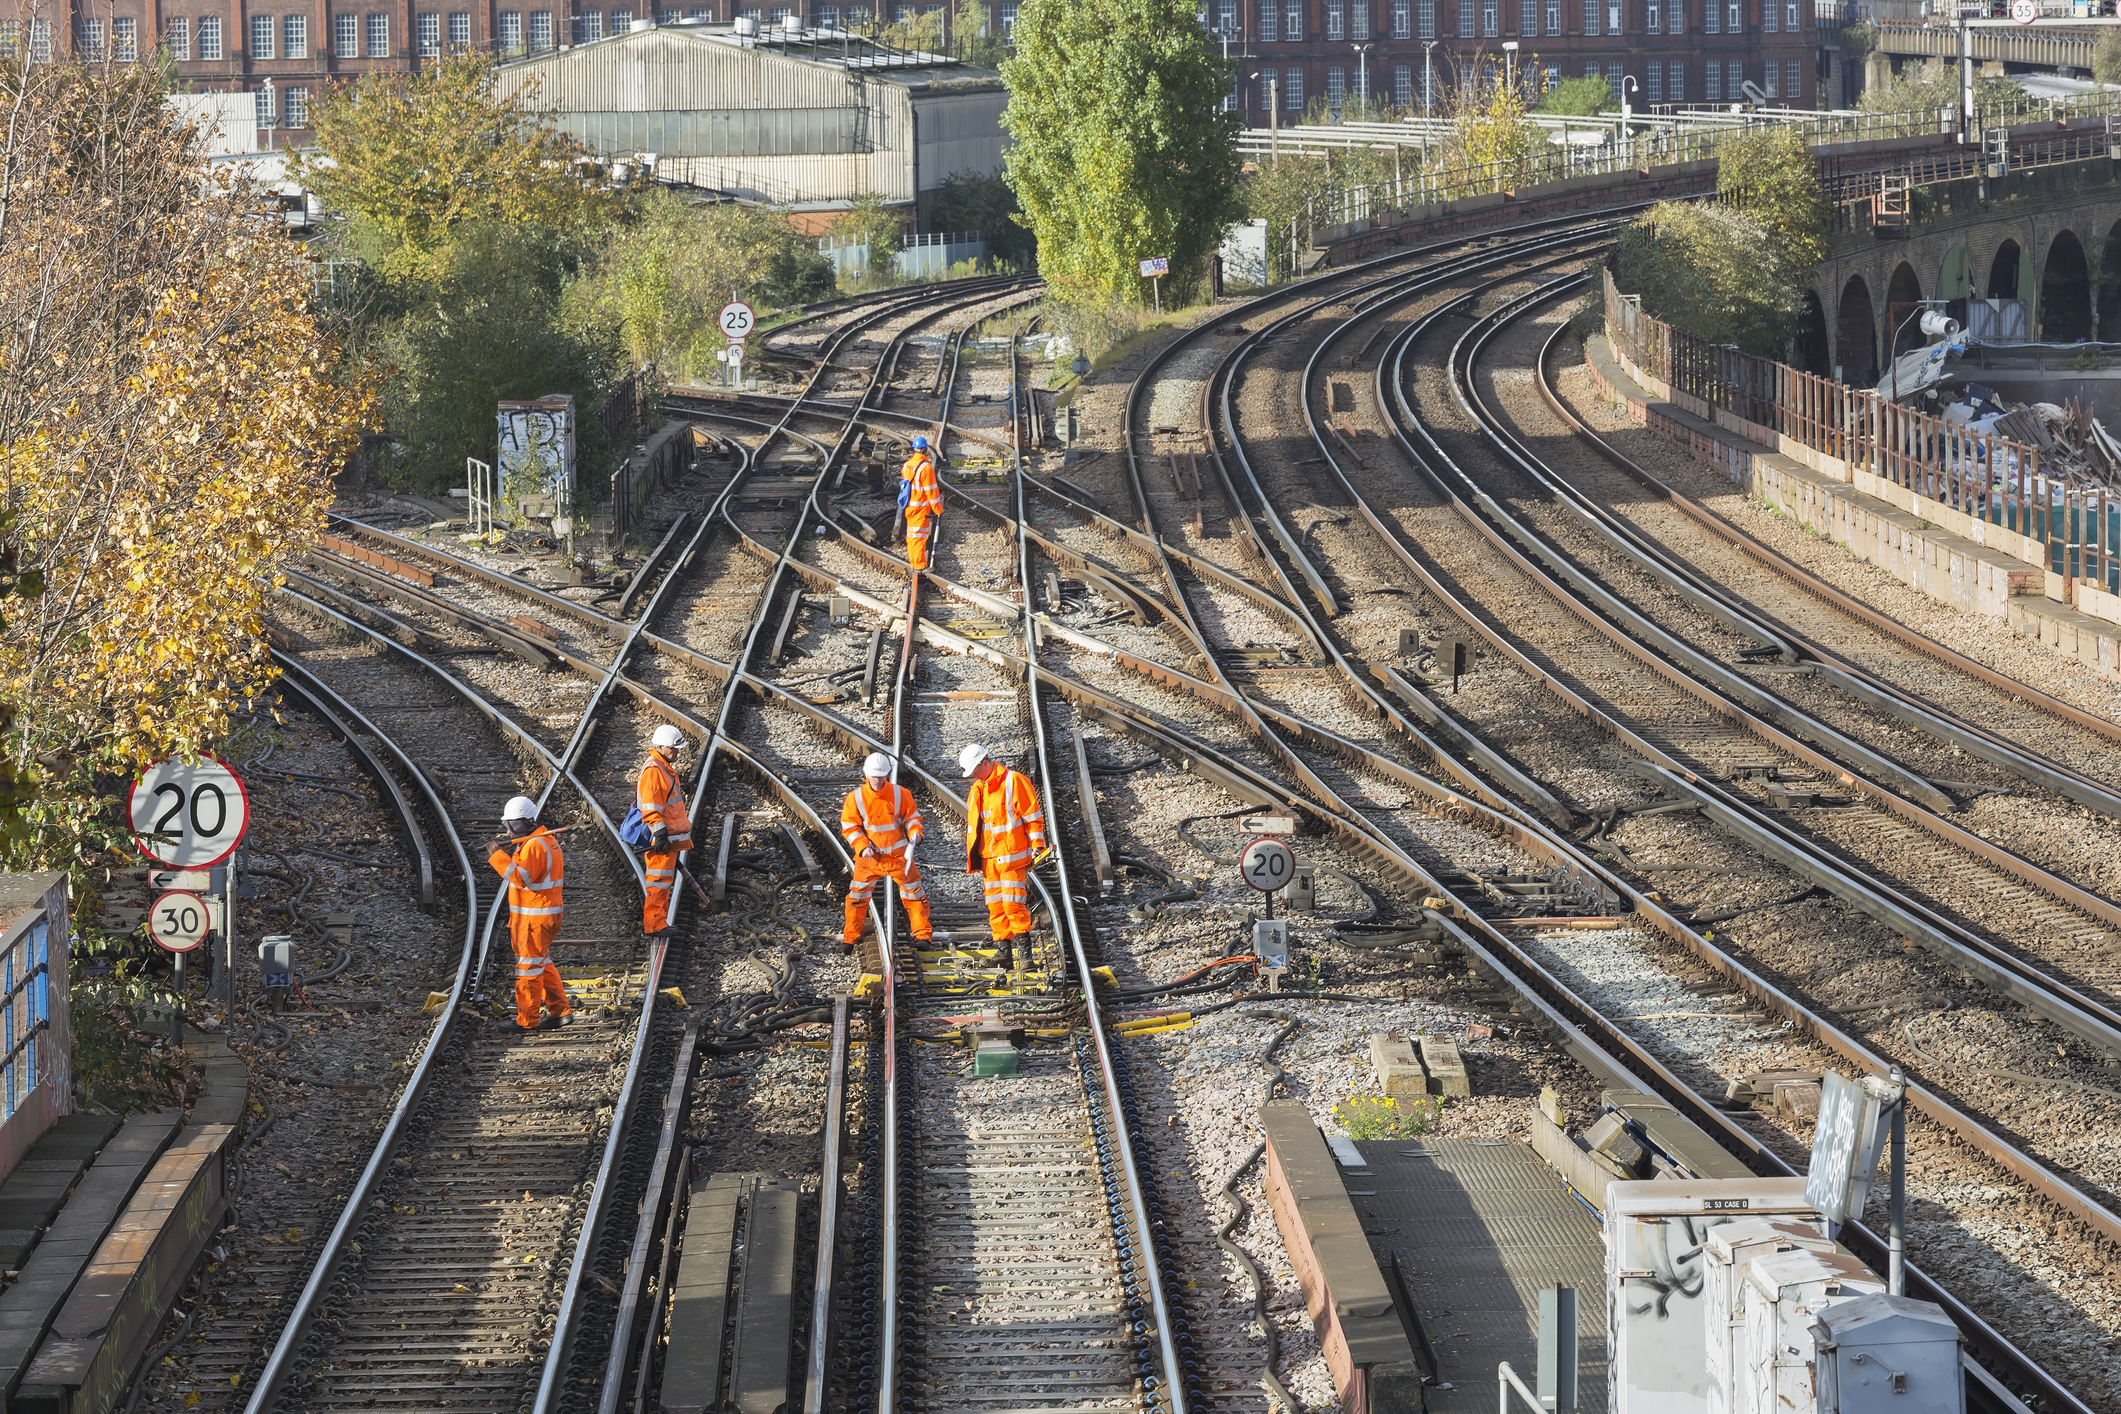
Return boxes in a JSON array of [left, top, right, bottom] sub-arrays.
[[129, 757, 250, 869]]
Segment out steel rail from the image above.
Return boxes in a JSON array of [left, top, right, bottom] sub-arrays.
[[244, 587, 643, 1414], [269, 660, 438, 911], [1005, 323, 1194, 1413], [1525, 304, 2121, 764], [1343, 245, 2121, 1254], [1197, 230, 2095, 1414], [1430, 276, 2121, 1039], [1459, 277, 2121, 823]]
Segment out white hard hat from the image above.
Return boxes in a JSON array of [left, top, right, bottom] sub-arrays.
[[863, 752, 892, 777], [502, 795, 539, 823], [651, 724, 685, 749], [958, 743, 988, 778]]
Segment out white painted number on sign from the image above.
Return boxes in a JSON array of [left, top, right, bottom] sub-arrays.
[[149, 891, 210, 953], [1239, 837, 1295, 893], [129, 757, 250, 869], [719, 301, 756, 340]]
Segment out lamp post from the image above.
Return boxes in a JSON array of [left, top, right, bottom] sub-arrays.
[[1620, 71, 1636, 149], [1353, 40, 1372, 112], [1501, 38, 1517, 91], [1889, 299, 1949, 402], [1422, 38, 1436, 116]]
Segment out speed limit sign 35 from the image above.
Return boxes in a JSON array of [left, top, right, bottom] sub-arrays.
[[1239, 837, 1295, 894], [149, 891, 211, 953], [129, 757, 250, 869]]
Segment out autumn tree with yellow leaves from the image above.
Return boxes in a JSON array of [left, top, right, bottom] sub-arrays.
[[0, 59, 373, 866]]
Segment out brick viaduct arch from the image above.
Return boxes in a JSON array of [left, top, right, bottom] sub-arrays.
[[1800, 163, 2121, 384]]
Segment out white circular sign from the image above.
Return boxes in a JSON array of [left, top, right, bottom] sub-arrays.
[[148, 891, 210, 953], [129, 757, 250, 868], [1239, 837, 1295, 894], [718, 301, 756, 341], [727, 344, 745, 363], [2010, 0, 2037, 21]]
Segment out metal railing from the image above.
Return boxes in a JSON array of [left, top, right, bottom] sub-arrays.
[[1605, 269, 2121, 598]]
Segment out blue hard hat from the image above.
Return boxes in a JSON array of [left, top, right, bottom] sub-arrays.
[[913, 435, 929, 449]]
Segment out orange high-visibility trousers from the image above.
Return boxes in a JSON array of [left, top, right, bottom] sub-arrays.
[[844, 854, 932, 945], [981, 865, 1033, 943], [512, 917, 569, 1029], [905, 510, 938, 570], [643, 845, 680, 933]]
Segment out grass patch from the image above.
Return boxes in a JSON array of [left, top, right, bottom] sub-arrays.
[[1335, 1093, 1443, 1140]]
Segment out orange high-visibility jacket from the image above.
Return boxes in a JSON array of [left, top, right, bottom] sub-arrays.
[[637, 750, 692, 844], [490, 828, 565, 920], [965, 768, 1045, 873], [901, 450, 944, 519], [841, 781, 924, 858]]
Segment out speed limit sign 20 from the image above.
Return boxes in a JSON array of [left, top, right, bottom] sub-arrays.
[[1239, 837, 1295, 894], [148, 891, 211, 953], [129, 757, 250, 869]]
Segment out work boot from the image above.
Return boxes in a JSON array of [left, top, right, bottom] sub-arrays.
[[644, 926, 674, 941]]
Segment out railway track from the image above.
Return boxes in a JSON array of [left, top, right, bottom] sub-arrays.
[[193, 232, 2121, 1414]]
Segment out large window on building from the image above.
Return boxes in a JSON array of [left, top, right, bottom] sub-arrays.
[[166, 17, 191, 58], [1725, 57, 1740, 93], [286, 85, 310, 124], [1667, 59, 1681, 99], [1605, 60, 1620, 99], [113, 16, 136, 58], [1705, 58, 1719, 97], [1352, 0, 1367, 37], [1723, 0, 1738, 28], [499, 10, 522, 48], [1785, 56, 1800, 99], [415, 10, 439, 52], [1763, 0, 1775, 30], [1285, 66, 1302, 105], [1580, 0, 1596, 34], [1481, 0, 1495, 33], [1284, 0, 1302, 38], [198, 15, 222, 58], [1326, 0, 1343, 37], [1393, 63, 1411, 103], [285, 14, 308, 56], [77, 19, 102, 59], [1260, 0, 1277, 41], [1457, 0, 1471, 34], [448, 11, 470, 44], [1327, 64, 1345, 99], [250, 14, 275, 57], [367, 13, 390, 53], [335, 14, 357, 55], [255, 84, 276, 125], [1418, 0, 1433, 35], [1646, 58, 1660, 100]]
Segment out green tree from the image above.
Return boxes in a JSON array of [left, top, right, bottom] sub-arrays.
[[929, 171, 1036, 266], [1612, 201, 1798, 357], [377, 224, 623, 490], [954, 0, 1009, 65], [2098, 28, 2121, 86], [1714, 126, 1830, 270], [568, 193, 834, 374], [1002, 0, 1242, 305], [1535, 75, 1613, 115], [292, 53, 616, 283]]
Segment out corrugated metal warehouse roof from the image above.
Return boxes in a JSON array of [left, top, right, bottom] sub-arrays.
[[495, 22, 1008, 217]]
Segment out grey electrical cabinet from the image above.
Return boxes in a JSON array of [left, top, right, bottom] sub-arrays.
[[1814, 1294, 1963, 1414]]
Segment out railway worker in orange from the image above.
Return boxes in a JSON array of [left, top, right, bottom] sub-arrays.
[[638, 723, 692, 938], [959, 743, 1047, 951], [840, 752, 932, 948], [489, 795, 572, 1031], [899, 434, 945, 571]]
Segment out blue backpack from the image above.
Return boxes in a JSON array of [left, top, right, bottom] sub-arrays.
[[619, 804, 653, 852]]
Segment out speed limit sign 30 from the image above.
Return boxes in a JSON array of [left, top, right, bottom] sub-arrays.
[[149, 891, 211, 953], [129, 757, 250, 869]]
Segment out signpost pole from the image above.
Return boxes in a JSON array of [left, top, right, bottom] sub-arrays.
[[173, 952, 185, 1049], [1152, 275, 1161, 317], [1887, 1066, 1907, 1296]]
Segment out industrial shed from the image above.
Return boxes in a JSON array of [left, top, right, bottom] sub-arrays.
[[493, 22, 1007, 225]]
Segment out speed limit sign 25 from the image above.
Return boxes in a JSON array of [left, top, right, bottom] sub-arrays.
[[129, 757, 250, 869]]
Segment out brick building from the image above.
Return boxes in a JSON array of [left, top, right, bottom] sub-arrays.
[[39, 0, 1815, 144], [1202, 0, 1823, 124]]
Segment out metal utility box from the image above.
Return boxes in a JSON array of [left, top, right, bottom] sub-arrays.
[[1702, 1220, 1843, 1414], [1736, 1248, 1885, 1414], [1606, 1178, 1818, 1414], [1813, 1294, 1963, 1414]]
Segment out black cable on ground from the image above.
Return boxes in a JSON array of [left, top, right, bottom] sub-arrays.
[[1213, 1010, 1300, 1413]]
